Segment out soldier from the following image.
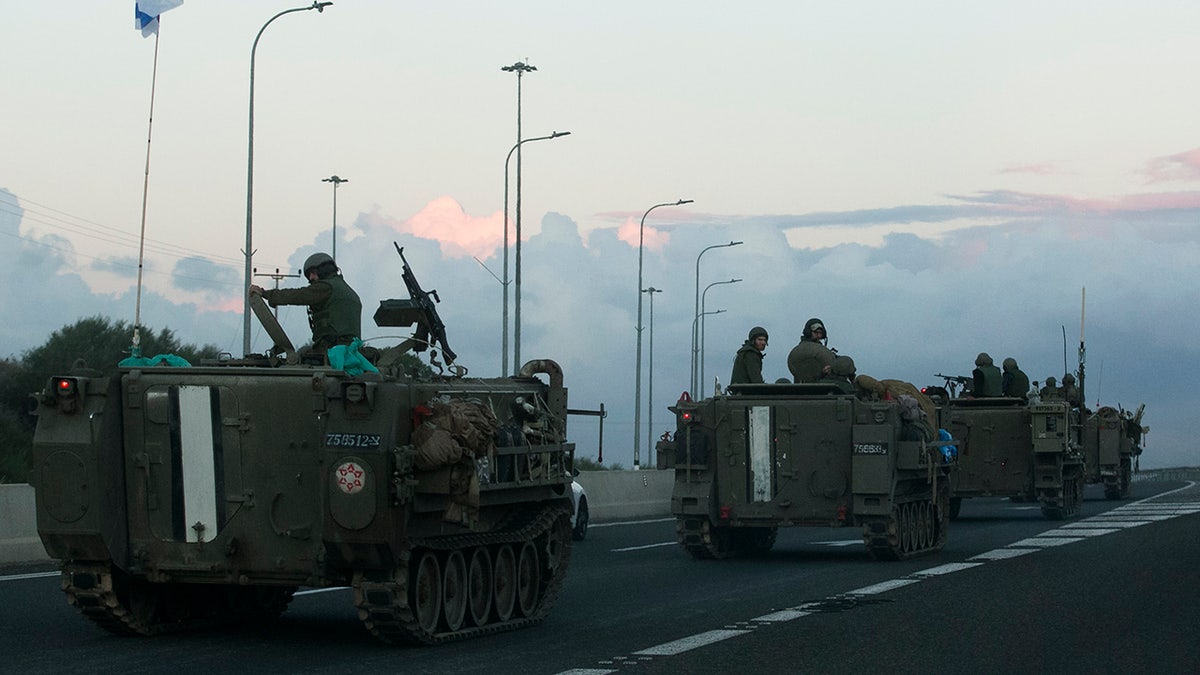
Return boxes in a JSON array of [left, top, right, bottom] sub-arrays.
[[249, 252, 362, 351], [730, 326, 769, 385], [1001, 357, 1031, 400], [787, 318, 838, 383], [1061, 373, 1082, 408], [972, 352, 1003, 397], [1040, 376, 1062, 400]]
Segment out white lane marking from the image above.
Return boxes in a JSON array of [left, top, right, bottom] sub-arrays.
[[754, 608, 814, 622], [633, 629, 751, 656], [611, 542, 678, 552], [590, 518, 675, 529], [847, 579, 921, 595], [911, 562, 984, 577], [1062, 521, 1144, 528], [1048, 527, 1120, 537], [0, 571, 59, 582], [555, 670, 616, 675], [1010, 536, 1084, 547], [295, 587, 348, 596], [812, 540, 864, 547], [969, 548, 1037, 561], [1089, 514, 1172, 521]]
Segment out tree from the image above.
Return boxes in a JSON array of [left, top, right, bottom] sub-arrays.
[[0, 317, 220, 483]]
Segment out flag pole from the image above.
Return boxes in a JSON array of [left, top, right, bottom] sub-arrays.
[[132, 28, 162, 355]]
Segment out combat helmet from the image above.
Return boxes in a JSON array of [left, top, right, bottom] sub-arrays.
[[303, 252, 336, 278], [748, 326, 769, 342], [975, 352, 994, 367], [802, 318, 827, 340]]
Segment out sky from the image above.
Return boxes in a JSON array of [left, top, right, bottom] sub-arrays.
[[3, 2, 1198, 470]]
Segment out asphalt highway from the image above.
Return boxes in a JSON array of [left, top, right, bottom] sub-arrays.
[[3, 480, 1196, 674]]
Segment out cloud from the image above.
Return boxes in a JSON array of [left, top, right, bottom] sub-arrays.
[[172, 256, 242, 294], [90, 255, 143, 278], [999, 161, 1064, 176], [369, 196, 503, 260], [616, 216, 671, 252], [3, 189, 1197, 473], [1143, 147, 1200, 183]]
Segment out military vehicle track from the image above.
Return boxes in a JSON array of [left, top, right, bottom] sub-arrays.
[[1039, 475, 1084, 520], [61, 563, 296, 636], [354, 505, 572, 644], [862, 483, 950, 560]]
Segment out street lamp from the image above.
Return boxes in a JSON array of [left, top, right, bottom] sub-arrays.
[[243, 1, 332, 356], [690, 307, 725, 394], [634, 198, 692, 469], [692, 241, 742, 394], [700, 278, 741, 397], [503, 130, 570, 376], [322, 175, 348, 260], [643, 286, 663, 464], [501, 60, 536, 374]]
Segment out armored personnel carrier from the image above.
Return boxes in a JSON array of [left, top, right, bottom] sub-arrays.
[[30, 248, 575, 644], [1082, 404, 1146, 500], [659, 381, 954, 561], [940, 394, 1085, 520]]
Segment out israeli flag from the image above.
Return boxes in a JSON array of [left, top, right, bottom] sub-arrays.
[[135, 0, 184, 38]]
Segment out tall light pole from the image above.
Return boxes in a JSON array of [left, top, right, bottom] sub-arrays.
[[501, 60, 536, 373], [243, 1, 332, 356], [691, 308, 725, 394], [634, 198, 692, 470], [692, 241, 742, 395], [700, 278, 741, 397], [503, 130, 570, 376], [322, 175, 347, 260], [643, 286, 663, 464]]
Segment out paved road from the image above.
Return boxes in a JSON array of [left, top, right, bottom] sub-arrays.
[[3, 480, 1196, 674]]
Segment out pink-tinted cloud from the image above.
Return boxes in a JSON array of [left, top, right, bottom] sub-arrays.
[[1143, 147, 1200, 183], [365, 196, 503, 260], [615, 216, 671, 252], [999, 161, 1063, 176]]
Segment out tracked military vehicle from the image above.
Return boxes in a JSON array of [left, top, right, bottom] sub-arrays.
[[939, 391, 1085, 520], [30, 247, 575, 645], [659, 381, 955, 561], [1082, 404, 1146, 500]]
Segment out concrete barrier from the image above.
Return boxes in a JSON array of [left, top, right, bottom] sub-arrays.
[[573, 469, 673, 522], [0, 484, 49, 565], [0, 470, 675, 565]]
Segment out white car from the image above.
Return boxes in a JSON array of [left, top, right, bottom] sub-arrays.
[[570, 479, 589, 541]]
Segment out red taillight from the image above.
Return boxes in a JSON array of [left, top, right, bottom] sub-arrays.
[[719, 505, 731, 520], [55, 378, 76, 396], [681, 410, 694, 424]]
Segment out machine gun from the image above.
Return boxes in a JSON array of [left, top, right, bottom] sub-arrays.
[[934, 373, 973, 398], [373, 244, 458, 365]]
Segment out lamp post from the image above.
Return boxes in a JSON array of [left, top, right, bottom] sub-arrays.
[[690, 308, 725, 394], [700, 278, 741, 397], [501, 60, 536, 374], [321, 175, 347, 260], [643, 286, 663, 464], [503, 130, 570, 376], [634, 198, 692, 470], [692, 241, 742, 395], [243, 1, 332, 356]]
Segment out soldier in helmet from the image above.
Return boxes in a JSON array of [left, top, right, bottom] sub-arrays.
[[971, 352, 1003, 397], [1040, 376, 1062, 400], [249, 252, 362, 351], [1061, 373, 1082, 408], [1001, 357, 1030, 401], [787, 318, 838, 383], [730, 326, 769, 385]]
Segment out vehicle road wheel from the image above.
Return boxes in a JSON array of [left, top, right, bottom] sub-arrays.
[[515, 541, 541, 617], [441, 550, 467, 632], [410, 552, 442, 635], [492, 545, 516, 622], [467, 547, 492, 627]]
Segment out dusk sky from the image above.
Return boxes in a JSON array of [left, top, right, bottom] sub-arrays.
[[3, 2, 1197, 469]]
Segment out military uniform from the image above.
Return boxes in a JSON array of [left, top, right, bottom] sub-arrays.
[[1001, 357, 1031, 400], [972, 352, 1003, 397], [787, 318, 837, 383], [261, 254, 362, 350], [730, 326, 768, 385]]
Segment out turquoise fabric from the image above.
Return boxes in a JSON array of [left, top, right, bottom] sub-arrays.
[[328, 338, 379, 376]]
